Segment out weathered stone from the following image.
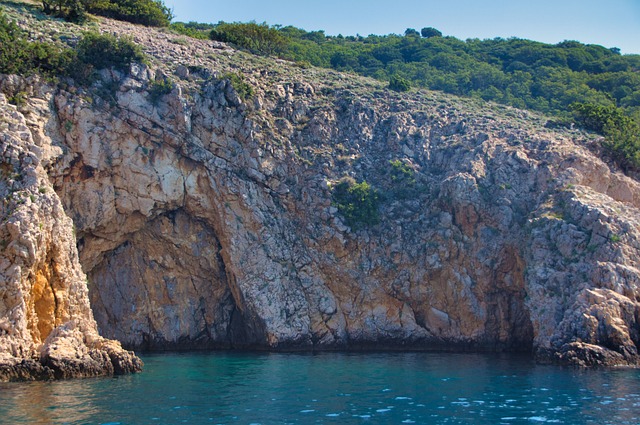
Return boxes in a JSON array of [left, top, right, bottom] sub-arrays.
[[0, 93, 142, 381], [1, 5, 640, 374]]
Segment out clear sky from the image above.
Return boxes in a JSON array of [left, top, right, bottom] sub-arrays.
[[162, 0, 640, 55]]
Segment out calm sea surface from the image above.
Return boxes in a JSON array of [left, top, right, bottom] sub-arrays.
[[1, 351, 639, 424]]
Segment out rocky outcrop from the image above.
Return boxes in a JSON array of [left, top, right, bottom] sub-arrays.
[[0, 84, 141, 381], [2, 5, 640, 370]]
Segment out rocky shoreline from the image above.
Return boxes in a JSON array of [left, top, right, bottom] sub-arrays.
[[1, 4, 640, 380]]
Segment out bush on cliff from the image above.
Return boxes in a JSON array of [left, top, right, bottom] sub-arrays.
[[210, 22, 288, 56], [387, 159, 417, 199], [221, 72, 253, 100], [388, 75, 411, 92], [147, 77, 173, 104], [572, 102, 640, 171], [0, 10, 72, 76], [42, 0, 173, 26], [75, 31, 145, 71], [169, 22, 212, 40], [331, 177, 380, 229], [83, 0, 173, 27], [0, 10, 146, 83]]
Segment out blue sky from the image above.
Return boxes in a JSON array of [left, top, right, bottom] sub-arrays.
[[163, 0, 640, 55]]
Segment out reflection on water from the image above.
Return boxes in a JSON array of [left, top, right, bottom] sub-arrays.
[[1, 352, 639, 424], [0, 377, 104, 424]]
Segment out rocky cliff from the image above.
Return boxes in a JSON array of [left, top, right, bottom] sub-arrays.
[[0, 78, 142, 381], [1, 4, 640, 374]]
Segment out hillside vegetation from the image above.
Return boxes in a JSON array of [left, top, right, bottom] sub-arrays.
[[0, 8, 144, 84], [173, 23, 638, 114], [42, 0, 172, 26], [1, 0, 639, 172], [174, 20, 640, 171]]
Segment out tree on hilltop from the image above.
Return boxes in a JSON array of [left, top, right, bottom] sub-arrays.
[[404, 28, 420, 37], [421, 27, 442, 38]]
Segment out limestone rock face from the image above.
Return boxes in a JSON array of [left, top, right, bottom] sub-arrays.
[[2, 8, 640, 371], [43, 50, 640, 367], [0, 89, 142, 381]]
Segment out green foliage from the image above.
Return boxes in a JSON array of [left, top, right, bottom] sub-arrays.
[[42, 0, 87, 22], [421, 27, 442, 38], [389, 160, 416, 184], [81, 0, 172, 26], [43, 0, 172, 26], [169, 22, 211, 39], [331, 177, 380, 229], [221, 72, 253, 100], [572, 102, 640, 171], [387, 159, 417, 199], [0, 10, 73, 77], [404, 28, 420, 37], [7, 91, 27, 107], [258, 25, 640, 132], [389, 75, 410, 92], [210, 21, 288, 55], [76, 31, 145, 71], [147, 77, 173, 104], [0, 9, 146, 85], [571, 102, 630, 133]]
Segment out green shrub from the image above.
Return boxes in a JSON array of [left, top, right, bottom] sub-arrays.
[[421, 27, 442, 38], [0, 11, 146, 83], [7, 91, 27, 107], [222, 72, 253, 100], [571, 102, 627, 134], [76, 31, 145, 71], [81, 0, 172, 27], [388, 159, 417, 198], [43, 0, 173, 26], [389, 159, 416, 185], [331, 177, 380, 229], [0, 11, 72, 77], [147, 77, 173, 104], [42, 0, 88, 22], [572, 102, 640, 171], [388, 75, 410, 92], [170, 22, 210, 40], [210, 22, 288, 56]]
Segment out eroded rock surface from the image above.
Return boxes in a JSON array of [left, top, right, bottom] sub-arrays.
[[0, 89, 141, 381], [2, 6, 640, 371]]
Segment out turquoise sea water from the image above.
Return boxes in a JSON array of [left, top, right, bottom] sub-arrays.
[[1, 352, 639, 424]]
